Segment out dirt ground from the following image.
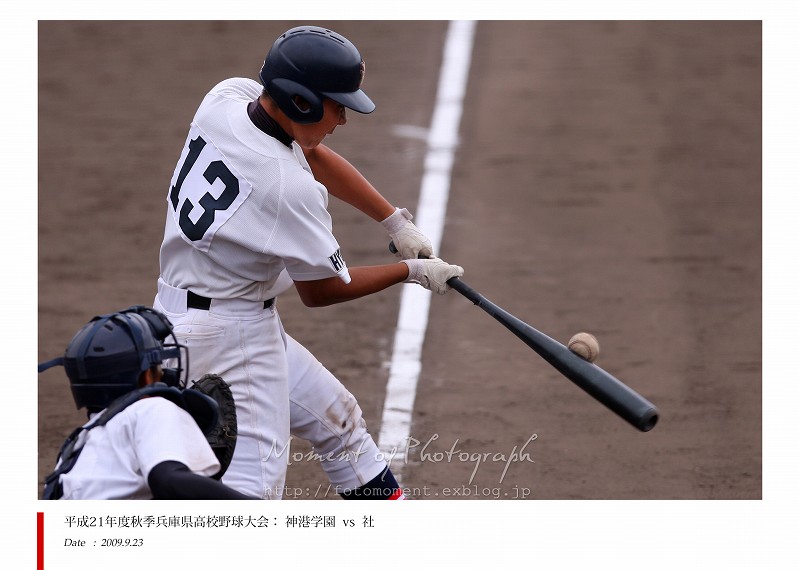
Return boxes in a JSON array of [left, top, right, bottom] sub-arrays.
[[38, 21, 761, 500]]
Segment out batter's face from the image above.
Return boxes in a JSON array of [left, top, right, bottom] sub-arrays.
[[293, 98, 347, 149]]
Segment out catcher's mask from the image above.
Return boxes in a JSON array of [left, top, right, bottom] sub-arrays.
[[38, 307, 188, 411], [259, 25, 375, 124]]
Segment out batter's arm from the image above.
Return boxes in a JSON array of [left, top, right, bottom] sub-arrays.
[[294, 257, 463, 307], [294, 264, 409, 307], [302, 144, 433, 259], [302, 144, 395, 221]]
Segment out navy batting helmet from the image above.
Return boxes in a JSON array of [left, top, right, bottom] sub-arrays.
[[259, 25, 375, 124], [38, 308, 186, 411]]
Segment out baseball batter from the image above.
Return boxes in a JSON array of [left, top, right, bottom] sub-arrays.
[[154, 26, 463, 499], [39, 308, 255, 500]]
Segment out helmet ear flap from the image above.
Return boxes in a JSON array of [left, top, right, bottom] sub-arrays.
[[267, 78, 324, 124]]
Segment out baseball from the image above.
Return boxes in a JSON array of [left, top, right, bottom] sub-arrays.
[[568, 332, 600, 362]]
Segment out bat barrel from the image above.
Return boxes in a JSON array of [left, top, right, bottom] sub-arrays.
[[389, 242, 659, 431], [448, 276, 659, 432]]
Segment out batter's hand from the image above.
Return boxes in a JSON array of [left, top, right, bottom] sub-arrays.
[[402, 258, 464, 295], [381, 208, 433, 259]]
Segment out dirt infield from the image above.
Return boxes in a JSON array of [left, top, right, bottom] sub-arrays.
[[38, 21, 760, 499]]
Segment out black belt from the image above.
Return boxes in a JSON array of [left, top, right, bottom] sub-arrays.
[[187, 290, 274, 310]]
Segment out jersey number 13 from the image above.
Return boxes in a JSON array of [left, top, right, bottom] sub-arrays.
[[167, 126, 252, 252]]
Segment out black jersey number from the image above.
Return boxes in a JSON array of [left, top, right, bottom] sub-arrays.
[[169, 135, 240, 241]]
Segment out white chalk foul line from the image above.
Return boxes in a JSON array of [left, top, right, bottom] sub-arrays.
[[377, 20, 476, 478]]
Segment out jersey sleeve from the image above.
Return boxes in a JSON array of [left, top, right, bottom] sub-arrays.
[[268, 174, 351, 284], [127, 399, 221, 481]]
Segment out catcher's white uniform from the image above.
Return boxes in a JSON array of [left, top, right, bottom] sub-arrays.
[[58, 398, 220, 500], [155, 78, 385, 499]]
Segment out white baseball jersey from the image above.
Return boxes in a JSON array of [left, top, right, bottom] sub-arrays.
[[57, 398, 220, 500], [160, 77, 350, 302], [154, 78, 386, 500]]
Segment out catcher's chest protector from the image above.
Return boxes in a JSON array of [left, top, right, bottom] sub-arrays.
[[42, 385, 212, 499]]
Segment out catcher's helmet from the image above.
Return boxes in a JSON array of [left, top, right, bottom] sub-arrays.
[[38, 307, 187, 411], [259, 25, 375, 124]]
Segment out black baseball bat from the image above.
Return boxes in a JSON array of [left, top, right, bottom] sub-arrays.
[[392, 242, 659, 432]]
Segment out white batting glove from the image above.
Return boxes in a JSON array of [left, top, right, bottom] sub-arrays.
[[402, 257, 464, 295], [381, 208, 434, 259]]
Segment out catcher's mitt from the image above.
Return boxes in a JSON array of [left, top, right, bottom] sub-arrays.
[[190, 373, 238, 480]]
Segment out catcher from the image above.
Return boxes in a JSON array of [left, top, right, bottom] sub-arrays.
[[38, 306, 252, 500]]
